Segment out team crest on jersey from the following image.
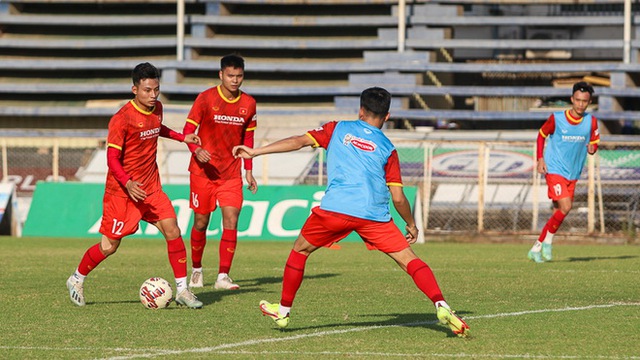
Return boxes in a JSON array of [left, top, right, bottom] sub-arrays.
[[137, 122, 144, 128], [239, 108, 248, 115], [343, 133, 376, 152]]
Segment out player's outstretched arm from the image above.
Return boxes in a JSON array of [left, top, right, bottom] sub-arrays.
[[233, 134, 314, 159], [159, 125, 201, 145]]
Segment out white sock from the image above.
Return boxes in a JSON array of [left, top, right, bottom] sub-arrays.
[[279, 304, 291, 317], [72, 270, 86, 283], [530, 241, 542, 252], [434, 300, 449, 310], [175, 277, 187, 293], [542, 232, 554, 245], [192, 267, 202, 273], [217, 273, 228, 281]]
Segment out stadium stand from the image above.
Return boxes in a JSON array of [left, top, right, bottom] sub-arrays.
[[1, 0, 640, 134]]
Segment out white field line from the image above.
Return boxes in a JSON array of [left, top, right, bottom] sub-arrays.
[[2, 302, 638, 360]]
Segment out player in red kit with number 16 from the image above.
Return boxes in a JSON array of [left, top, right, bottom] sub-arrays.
[[183, 54, 258, 290]]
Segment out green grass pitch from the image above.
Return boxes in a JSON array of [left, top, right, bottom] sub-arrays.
[[1, 237, 639, 359]]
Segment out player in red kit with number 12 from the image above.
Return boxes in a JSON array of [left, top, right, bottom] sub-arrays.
[[66, 62, 203, 309], [183, 54, 257, 290]]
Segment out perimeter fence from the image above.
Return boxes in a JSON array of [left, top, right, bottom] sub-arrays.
[[2, 136, 639, 241]]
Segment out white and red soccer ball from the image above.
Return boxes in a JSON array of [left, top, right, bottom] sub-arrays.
[[139, 277, 173, 309]]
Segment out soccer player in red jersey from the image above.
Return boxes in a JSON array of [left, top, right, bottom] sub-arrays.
[[66, 63, 204, 308], [233, 87, 470, 337], [528, 81, 600, 263], [183, 54, 258, 290]]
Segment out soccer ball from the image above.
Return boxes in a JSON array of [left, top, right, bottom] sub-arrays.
[[139, 277, 173, 309]]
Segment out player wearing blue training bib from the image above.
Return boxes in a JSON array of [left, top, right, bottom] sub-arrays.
[[528, 82, 600, 263], [544, 110, 594, 180], [233, 87, 470, 337], [315, 120, 398, 221]]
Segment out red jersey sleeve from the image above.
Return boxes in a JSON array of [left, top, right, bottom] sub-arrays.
[[159, 125, 185, 142], [539, 113, 556, 138], [385, 149, 403, 186], [243, 127, 255, 170], [590, 116, 600, 144], [107, 146, 131, 186], [182, 121, 199, 153], [306, 121, 338, 149], [537, 114, 556, 159], [106, 112, 126, 151], [184, 91, 207, 153]]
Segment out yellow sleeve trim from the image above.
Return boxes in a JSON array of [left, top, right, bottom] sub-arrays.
[[246, 126, 257, 132], [305, 132, 320, 148], [186, 118, 199, 127], [108, 143, 122, 151], [539, 129, 548, 138], [387, 182, 403, 187], [590, 139, 600, 144]]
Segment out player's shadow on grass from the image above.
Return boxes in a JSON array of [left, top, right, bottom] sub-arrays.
[[273, 311, 473, 338], [86, 300, 140, 306], [193, 273, 338, 306], [562, 255, 638, 262], [241, 273, 338, 288]]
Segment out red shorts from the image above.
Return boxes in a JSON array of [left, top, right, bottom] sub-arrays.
[[545, 173, 577, 201], [301, 207, 409, 253], [189, 174, 243, 214], [99, 190, 177, 240]]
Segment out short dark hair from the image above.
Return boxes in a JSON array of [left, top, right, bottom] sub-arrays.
[[572, 81, 594, 96], [132, 62, 160, 86], [360, 87, 391, 117], [221, 54, 245, 70]]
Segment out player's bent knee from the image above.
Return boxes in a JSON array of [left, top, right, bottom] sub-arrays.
[[164, 228, 181, 241], [100, 236, 120, 256], [193, 213, 210, 231]]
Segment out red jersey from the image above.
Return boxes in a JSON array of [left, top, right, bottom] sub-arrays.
[[185, 85, 257, 180], [105, 100, 164, 197]]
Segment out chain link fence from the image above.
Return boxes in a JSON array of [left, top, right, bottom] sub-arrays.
[[300, 138, 640, 241], [2, 136, 639, 241]]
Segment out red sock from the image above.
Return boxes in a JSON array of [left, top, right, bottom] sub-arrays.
[[77, 243, 107, 276], [218, 229, 237, 274], [190, 228, 206, 269], [538, 210, 566, 242], [166, 237, 187, 278], [407, 258, 445, 304], [280, 250, 308, 307]]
